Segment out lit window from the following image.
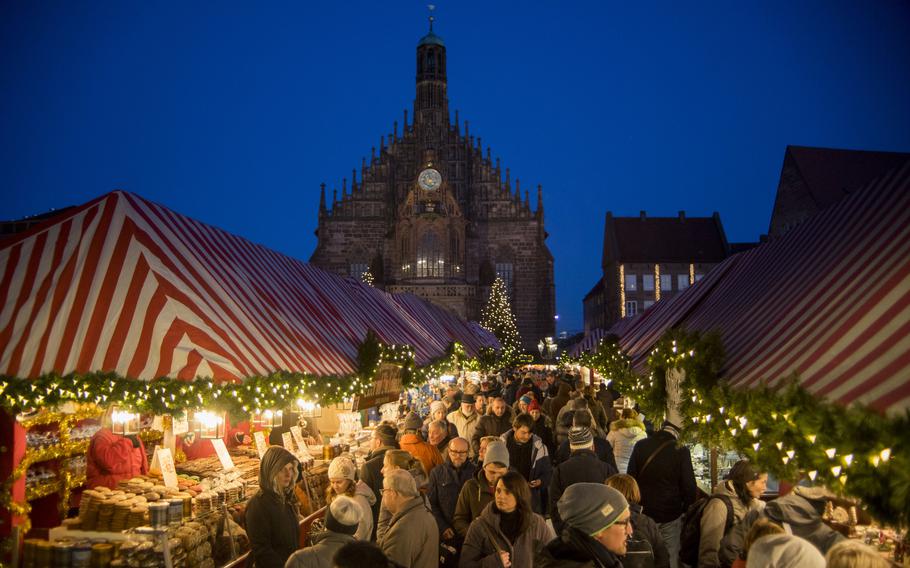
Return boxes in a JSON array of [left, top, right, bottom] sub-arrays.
[[417, 232, 442, 277], [643, 274, 655, 291], [625, 301, 637, 317], [495, 263, 513, 290], [644, 300, 654, 309], [660, 274, 672, 292], [625, 274, 637, 291], [677, 275, 690, 290], [350, 263, 368, 279]]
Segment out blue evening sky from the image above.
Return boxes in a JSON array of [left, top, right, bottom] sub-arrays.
[[2, 1, 909, 333]]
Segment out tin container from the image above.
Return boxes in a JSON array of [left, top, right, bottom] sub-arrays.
[[167, 497, 184, 524], [70, 542, 92, 568], [52, 541, 73, 567], [91, 542, 113, 568], [36, 540, 53, 566], [148, 501, 169, 527]]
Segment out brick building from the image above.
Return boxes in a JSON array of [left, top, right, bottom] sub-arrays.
[[768, 145, 910, 239], [309, 22, 555, 350], [584, 211, 730, 333]]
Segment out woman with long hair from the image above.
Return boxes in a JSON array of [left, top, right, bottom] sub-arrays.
[[605, 474, 670, 568], [326, 455, 376, 541], [460, 471, 555, 567], [699, 460, 768, 568], [245, 446, 300, 567]]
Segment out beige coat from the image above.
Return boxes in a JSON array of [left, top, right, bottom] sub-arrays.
[[379, 496, 440, 568], [447, 408, 479, 457], [699, 480, 765, 568]]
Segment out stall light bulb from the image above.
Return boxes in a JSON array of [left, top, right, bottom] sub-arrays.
[[839, 475, 848, 485], [880, 448, 891, 462], [808, 470, 818, 481], [825, 448, 836, 459], [787, 450, 795, 459], [776, 442, 783, 450], [730, 428, 738, 436], [831, 465, 842, 476], [844, 454, 853, 466], [782, 456, 790, 464], [719, 406, 725, 414], [771, 412, 778, 420], [739, 417, 748, 428], [872, 456, 881, 467], [807, 434, 817, 444], [750, 428, 759, 437], [752, 443, 760, 451]]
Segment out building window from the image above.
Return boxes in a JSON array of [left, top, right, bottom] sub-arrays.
[[695, 273, 704, 282], [350, 263, 368, 280], [495, 263, 513, 290], [677, 274, 690, 291], [660, 274, 672, 292], [625, 301, 638, 317], [643, 274, 655, 291], [625, 274, 637, 291], [417, 232, 443, 278], [644, 300, 655, 309]]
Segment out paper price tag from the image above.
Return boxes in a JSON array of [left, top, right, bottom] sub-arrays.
[[253, 431, 267, 459], [290, 426, 308, 453], [282, 432, 296, 453], [212, 438, 235, 471], [156, 448, 179, 490], [173, 414, 189, 435]]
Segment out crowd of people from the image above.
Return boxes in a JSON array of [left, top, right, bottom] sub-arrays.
[[244, 370, 893, 568]]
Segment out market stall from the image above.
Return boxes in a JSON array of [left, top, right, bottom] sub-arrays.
[[0, 190, 498, 567], [567, 162, 910, 560]]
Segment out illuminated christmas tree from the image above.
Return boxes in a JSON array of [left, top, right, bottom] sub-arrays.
[[481, 277, 524, 362], [361, 269, 374, 286]]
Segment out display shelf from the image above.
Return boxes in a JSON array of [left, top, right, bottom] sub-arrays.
[[25, 439, 91, 466], [26, 479, 62, 501]]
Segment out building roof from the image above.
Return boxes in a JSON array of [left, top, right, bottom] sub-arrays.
[[583, 279, 603, 302], [786, 145, 910, 209], [418, 31, 445, 47], [0, 191, 497, 380], [606, 160, 910, 415], [601, 211, 729, 268]]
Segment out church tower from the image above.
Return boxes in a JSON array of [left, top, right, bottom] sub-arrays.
[[311, 14, 555, 351]]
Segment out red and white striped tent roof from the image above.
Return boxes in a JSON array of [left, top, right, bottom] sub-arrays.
[[610, 162, 910, 415], [0, 191, 498, 381]]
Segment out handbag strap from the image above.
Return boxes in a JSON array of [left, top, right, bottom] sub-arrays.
[[639, 439, 675, 476]]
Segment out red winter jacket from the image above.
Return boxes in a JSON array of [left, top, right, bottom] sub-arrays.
[[86, 428, 148, 489]]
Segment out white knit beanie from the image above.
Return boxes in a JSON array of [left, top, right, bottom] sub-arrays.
[[328, 456, 356, 481], [746, 533, 826, 568]]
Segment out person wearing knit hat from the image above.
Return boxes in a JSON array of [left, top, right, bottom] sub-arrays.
[[326, 456, 376, 542], [399, 412, 443, 476], [452, 440, 511, 538], [548, 429, 618, 533], [285, 495, 362, 568], [746, 533, 825, 568], [535, 483, 633, 566], [422, 401, 458, 446], [527, 398, 556, 459]]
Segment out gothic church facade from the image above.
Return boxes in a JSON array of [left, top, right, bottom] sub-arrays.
[[310, 24, 555, 350]]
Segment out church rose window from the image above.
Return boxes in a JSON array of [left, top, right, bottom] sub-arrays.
[[417, 231, 443, 278]]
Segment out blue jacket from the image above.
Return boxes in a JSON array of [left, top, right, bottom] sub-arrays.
[[427, 457, 477, 534]]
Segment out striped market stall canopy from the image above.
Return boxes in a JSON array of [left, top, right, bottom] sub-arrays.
[[611, 162, 910, 415], [0, 191, 498, 382]]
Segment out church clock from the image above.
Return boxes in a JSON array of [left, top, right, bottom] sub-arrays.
[[417, 168, 442, 191]]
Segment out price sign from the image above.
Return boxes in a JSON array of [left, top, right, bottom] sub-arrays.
[[290, 426, 308, 451], [173, 413, 189, 435], [282, 432, 296, 453], [156, 448, 178, 490], [253, 431, 267, 459], [211, 438, 235, 471]]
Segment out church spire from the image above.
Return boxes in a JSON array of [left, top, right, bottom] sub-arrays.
[[415, 6, 448, 129]]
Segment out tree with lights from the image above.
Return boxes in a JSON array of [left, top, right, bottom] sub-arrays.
[[481, 277, 524, 363], [361, 269, 374, 286]]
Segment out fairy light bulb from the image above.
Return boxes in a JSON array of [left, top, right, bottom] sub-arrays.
[[843, 454, 853, 466], [880, 448, 891, 462], [825, 448, 837, 459], [806, 434, 816, 444], [831, 465, 842, 476], [808, 470, 818, 481]]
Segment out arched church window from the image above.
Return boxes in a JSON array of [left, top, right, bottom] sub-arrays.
[[426, 50, 436, 73], [417, 231, 443, 278]]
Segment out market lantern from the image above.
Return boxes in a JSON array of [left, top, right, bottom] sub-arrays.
[[111, 409, 140, 436], [296, 398, 322, 418], [193, 410, 225, 439], [251, 409, 283, 428]]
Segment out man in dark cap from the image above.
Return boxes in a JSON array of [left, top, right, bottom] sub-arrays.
[[549, 427, 618, 532]]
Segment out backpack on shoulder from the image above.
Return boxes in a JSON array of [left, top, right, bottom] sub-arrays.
[[678, 494, 734, 567]]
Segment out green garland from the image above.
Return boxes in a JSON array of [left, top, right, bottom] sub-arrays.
[[576, 329, 909, 527], [0, 337, 481, 416]]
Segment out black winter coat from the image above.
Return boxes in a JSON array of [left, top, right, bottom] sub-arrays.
[[534, 528, 625, 568], [548, 449, 618, 533], [627, 504, 670, 568], [626, 431, 697, 524], [427, 458, 477, 535], [245, 491, 299, 568]]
